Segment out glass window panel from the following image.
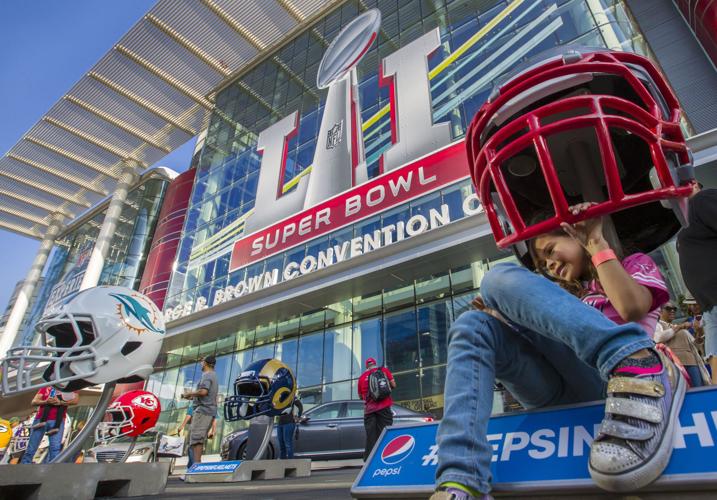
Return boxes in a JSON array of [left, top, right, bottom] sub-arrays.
[[353, 290, 382, 319], [215, 335, 236, 356], [297, 331, 324, 388], [325, 298, 352, 327], [299, 309, 325, 334], [276, 337, 299, 373], [450, 261, 487, 293], [415, 271, 451, 303], [255, 322, 277, 346], [175, 362, 200, 410], [384, 309, 419, 373], [228, 349, 253, 390], [390, 370, 422, 412], [156, 368, 178, 412], [352, 317, 384, 378], [252, 343, 275, 361], [182, 343, 200, 364], [420, 365, 447, 418], [198, 340, 217, 359], [383, 282, 415, 312], [418, 299, 452, 367], [234, 328, 255, 351], [323, 381, 351, 403], [213, 353, 235, 408], [276, 316, 300, 340], [323, 325, 352, 384]]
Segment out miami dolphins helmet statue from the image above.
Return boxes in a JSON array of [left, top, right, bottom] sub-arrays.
[[466, 47, 694, 265], [1, 286, 165, 395]]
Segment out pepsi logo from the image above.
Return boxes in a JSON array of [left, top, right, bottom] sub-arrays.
[[380, 434, 415, 464]]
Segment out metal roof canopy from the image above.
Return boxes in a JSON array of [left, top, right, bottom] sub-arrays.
[[0, 0, 340, 240]]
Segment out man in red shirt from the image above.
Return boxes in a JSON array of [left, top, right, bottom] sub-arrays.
[[358, 357, 396, 460], [20, 387, 78, 463]]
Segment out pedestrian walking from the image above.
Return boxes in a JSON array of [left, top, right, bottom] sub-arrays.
[[358, 357, 396, 460], [181, 355, 218, 465]]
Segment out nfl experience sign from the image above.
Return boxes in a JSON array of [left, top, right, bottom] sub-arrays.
[[352, 387, 717, 497]]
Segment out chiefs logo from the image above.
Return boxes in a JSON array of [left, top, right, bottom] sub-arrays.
[[132, 394, 158, 411]]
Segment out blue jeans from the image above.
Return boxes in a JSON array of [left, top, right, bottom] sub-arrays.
[[703, 307, 717, 359], [435, 263, 654, 494], [277, 423, 296, 459], [187, 436, 194, 469], [685, 365, 704, 388], [21, 417, 64, 464]]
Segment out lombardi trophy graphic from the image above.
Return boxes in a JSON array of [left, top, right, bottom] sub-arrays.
[[303, 9, 381, 208]]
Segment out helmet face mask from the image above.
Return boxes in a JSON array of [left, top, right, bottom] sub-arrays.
[[466, 48, 694, 264], [0, 286, 164, 395], [96, 405, 135, 443], [224, 359, 296, 421]]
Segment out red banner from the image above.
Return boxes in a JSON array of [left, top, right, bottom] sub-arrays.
[[230, 141, 469, 271]]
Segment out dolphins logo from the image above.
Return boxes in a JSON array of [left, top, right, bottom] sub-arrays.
[[110, 293, 164, 335]]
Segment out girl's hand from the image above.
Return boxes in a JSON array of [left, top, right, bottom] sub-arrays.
[[472, 295, 508, 323], [559, 202, 608, 255]]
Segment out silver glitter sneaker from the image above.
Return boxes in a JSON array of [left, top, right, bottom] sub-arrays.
[[589, 350, 686, 492], [429, 486, 492, 500]]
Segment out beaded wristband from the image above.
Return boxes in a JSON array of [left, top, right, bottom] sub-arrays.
[[591, 248, 617, 267]]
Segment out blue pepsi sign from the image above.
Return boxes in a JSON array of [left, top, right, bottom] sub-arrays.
[[186, 460, 243, 474], [352, 387, 717, 496]]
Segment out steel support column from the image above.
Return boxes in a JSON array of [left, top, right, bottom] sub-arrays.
[[79, 161, 140, 291], [0, 213, 65, 357]]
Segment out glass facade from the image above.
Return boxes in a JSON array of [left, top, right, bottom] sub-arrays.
[[148, 255, 516, 453], [20, 176, 168, 345], [165, 0, 649, 314], [149, 0, 666, 449]]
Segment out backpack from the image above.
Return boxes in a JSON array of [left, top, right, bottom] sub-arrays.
[[368, 368, 392, 401]]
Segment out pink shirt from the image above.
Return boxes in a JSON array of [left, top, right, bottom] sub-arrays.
[[581, 253, 669, 336]]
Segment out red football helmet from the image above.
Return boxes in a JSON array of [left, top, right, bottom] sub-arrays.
[[466, 48, 694, 266], [96, 390, 161, 442]]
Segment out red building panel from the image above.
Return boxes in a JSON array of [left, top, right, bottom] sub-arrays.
[[139, 168, 196, 310], [675, 0, 717, 68]]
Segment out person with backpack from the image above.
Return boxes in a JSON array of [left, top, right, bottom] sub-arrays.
[[358, 357, 396, 460]]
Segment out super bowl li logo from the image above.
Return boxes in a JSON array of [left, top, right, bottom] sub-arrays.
[[110, 293, 164, 335]]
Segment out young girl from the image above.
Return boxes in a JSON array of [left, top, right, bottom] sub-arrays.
[[431, 203, 685, 500]]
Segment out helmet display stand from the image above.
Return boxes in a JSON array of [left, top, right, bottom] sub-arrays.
[[245, 416, 275, 460]]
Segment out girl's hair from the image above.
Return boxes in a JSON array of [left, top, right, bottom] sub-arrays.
[[526, 210, 598, 298]]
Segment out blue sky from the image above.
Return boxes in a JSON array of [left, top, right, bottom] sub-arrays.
[[0, 1, 196, 313]]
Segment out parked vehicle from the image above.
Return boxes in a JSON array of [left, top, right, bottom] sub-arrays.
[[84, 432, 159, 464], [220, 400, 434, 461]]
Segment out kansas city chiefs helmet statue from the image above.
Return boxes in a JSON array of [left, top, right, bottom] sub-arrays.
[[1, 286, 165, 395], [96, 390, 161, 442], [465, 47, 695, 264]]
